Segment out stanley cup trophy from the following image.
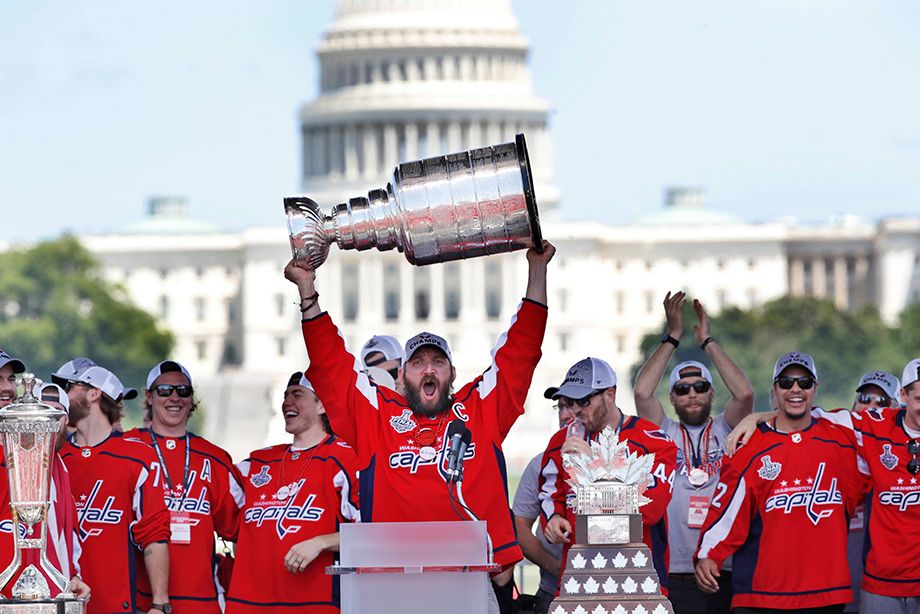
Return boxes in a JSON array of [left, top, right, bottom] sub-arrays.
[[0, 375, 85, 613], [549, 427, 673, 614], [285, 133, 543, 268]]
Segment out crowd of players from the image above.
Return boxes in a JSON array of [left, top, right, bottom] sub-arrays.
[[0, 240, 918, 614]]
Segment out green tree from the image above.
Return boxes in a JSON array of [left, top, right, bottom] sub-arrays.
[[0, 236, 174, 423], [633, 295, 913, 415]]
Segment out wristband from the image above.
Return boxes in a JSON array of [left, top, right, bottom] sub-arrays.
[[660, 334, 679, 348], [700, 336, 715, 350], [299, 293, 320, 312]]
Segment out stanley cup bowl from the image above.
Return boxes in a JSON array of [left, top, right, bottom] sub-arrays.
[[285, 133, 543, 268]]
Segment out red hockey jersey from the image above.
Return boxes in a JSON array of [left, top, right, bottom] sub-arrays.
[[123, 428, 244, 613], [60, 431, 171, 614], [0, 455, 82, 592], [822, 408, 920, 597], [300, 299, 547, 570], [696, 418, 867, 610], [538, 416, 677, 590], [226, 436, 358, 613]]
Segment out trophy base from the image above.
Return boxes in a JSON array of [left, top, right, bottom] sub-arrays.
[[0, 598, 86, 613]]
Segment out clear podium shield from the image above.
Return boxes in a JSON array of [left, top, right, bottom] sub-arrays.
[[332, 521, 496, 614]]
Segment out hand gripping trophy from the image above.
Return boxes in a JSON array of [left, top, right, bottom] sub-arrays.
[[0, 374, 85, 613], [549, 427, 673, 614], [285, 134, 543, 268]]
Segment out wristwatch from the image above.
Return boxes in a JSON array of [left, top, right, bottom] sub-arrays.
[[660, 334, 679, 348], [151, 604, 172, 614]]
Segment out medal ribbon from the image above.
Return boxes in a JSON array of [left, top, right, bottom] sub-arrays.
[[150, 431, 191, 509], [679, 418, 712, 470]]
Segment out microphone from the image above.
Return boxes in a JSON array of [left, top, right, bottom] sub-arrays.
[[446, 419, 465, 477]]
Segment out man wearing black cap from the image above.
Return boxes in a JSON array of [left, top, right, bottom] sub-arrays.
[[123, 360, 244, 614], [284, 241, 555, 612]]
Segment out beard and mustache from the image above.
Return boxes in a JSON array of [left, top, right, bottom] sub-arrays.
[[675, 400, 713, 426], [404, 376, 453, 418]]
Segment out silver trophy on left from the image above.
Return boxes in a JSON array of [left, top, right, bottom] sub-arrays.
[[0, 374, 86, 613]]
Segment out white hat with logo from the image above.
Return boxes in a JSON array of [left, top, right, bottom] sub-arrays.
[[544, 357, 617, 400]]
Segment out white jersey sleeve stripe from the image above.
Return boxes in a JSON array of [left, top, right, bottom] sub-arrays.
[[332, 468, 359, 521], [476, 301, 522, 399], [697, 476, 747, 560], [538, 457, 559, 521]]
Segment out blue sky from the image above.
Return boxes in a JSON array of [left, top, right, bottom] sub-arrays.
[[2, 0, 919, 242]]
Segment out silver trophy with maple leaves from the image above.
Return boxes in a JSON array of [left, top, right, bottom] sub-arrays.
[[549, 427, 673, 614], [0, 375, 86, 613]]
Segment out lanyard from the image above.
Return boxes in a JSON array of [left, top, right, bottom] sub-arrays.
[[149, 431, 191, 508], [680, 419, 712, 468]]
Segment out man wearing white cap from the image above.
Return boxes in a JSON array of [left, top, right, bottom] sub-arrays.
[[696, 352, 867, 612], [539, 357, 677, 595], [360, 335, 404, 388], [633, 292, 754, 614], [123, 361, 244, 614], [284, 241, 555, 612], [56, 359, 171, 614], [227, 372, 358, 613]]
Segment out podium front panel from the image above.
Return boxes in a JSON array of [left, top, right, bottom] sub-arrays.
[[339, 520, 489, 566], [338, 521, 492, 614]]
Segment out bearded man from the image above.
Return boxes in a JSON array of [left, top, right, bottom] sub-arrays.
[[284, 241, 554, 613], [633, 291, 754, 614]]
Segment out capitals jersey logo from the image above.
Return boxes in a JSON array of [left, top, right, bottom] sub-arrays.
[[244, 484, 325, 540], [765, 462, 842, 526], [0, 520, 28, 539], [388, 438, 476, 475], [76, 480, 124, 540]]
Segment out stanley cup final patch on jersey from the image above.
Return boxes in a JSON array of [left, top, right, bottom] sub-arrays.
[[758, 455, 782, 480], [880, 444, 899, 471], [250, 465, 272, 488], [390, 409, 417, 433]]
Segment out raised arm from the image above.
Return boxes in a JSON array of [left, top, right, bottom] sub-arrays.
[[524, 240, 555, 305], [634, 291, 685, 425], [284, 259, 321, 318], [284, 259, 378, 449], [692, 299, 754, 427]]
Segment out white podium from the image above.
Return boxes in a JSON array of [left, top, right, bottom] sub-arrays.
[[329, 521, 499, 614]]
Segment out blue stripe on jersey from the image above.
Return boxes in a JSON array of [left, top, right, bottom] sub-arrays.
[[650, 517, 669, 591], [359, 455, 376, 521], [138, 589, 218, 602], [128, 537, 138, 612], [812, 436, 856, 451], [226, 597, 336, 607], [733, 512, 763, 595]]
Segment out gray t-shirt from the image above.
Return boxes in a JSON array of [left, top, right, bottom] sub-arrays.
[[512, 453, 563, 593], [661, 414, 733, 573]]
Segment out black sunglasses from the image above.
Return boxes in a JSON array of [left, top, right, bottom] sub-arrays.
[[153, 384, 193, 398], [908, 440, 919, 475], [555, 389, 604, 410], [65, 381, 91, 391], [856, 393, 891, 407], [775, 376, 816, 390], [672, 381, 712, 396]]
